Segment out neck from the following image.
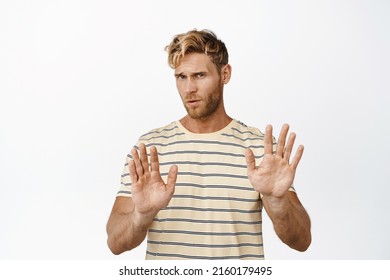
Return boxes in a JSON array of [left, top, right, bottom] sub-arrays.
[[180, 110, 232, 133]]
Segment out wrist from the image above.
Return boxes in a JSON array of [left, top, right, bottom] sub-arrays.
[[262, 194, 291, 214], [131, 209, 156, 232]]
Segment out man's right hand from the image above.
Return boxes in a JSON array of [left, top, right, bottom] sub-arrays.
[[129, 143, 178, 227]]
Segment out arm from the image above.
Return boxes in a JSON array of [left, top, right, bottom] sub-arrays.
[[245, 124, 311, 251], [262, 191, 311, 251], [106, 197, 149, 254], [106, 143, 178, 255]]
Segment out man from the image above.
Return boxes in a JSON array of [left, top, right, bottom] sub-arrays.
[[106, 29, 311, 259]]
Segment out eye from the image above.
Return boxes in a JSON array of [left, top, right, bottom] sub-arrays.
[[175, 74, 186, 80], [196, 73, 205, 78]]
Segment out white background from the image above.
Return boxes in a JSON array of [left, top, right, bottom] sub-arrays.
[[1, 0, 389, 260]]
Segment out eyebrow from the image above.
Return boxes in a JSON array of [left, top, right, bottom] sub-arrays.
[[174, 71, 206, 77]]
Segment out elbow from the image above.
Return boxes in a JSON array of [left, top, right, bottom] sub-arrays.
[[107, 233, 140, 255], [107, 237, 125, 255], [296, 237, 311, 252], [303, 233, 312, 252], [290, 233, 312, 252], [110, 249, 122, 256], [109, 247, 122, 256]]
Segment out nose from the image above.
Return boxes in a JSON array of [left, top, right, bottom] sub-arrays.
[[184, 78, 197, 94]]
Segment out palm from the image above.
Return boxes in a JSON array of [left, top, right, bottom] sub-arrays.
[[131, 172, 168, 212], [246, 124, 303, 198], [248, 153, 295, 197], [129, 144, 178, 215]]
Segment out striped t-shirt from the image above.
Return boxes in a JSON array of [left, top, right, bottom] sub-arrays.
[[118, 119, 274, 260]]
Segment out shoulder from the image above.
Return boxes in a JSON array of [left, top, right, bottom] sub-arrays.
[[229, 119, 265, 141], [123, 121, 180, 164], [135, 122, 187, 147], [138, 122, 180, 142]]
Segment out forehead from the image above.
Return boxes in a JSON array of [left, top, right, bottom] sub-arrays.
[[174, 53, 217, 74]]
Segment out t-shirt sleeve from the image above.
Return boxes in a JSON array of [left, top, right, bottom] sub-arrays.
[[117, 153, 133, 197]]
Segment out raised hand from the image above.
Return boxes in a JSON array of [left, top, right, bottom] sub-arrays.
[[129, 143, 178, 216], [245, 124, 304, 199]]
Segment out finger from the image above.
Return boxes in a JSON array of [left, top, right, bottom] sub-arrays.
[[245, 148, 256, 172], [166, 165, 178, 191], [284, 132, 296, 162], [264, 124, 273, 155], [276, 123, 289, 157], [291, 145, 304, 170], [150, 146, 160, 172], [129, 159, 138, 184], [131, 147, 144, 176], [139, 143, 149, 173]]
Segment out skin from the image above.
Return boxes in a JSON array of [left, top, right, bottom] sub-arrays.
[[245, 124, 311, 251], [174, 53, 232, 133], [106, 52, 311, 255]]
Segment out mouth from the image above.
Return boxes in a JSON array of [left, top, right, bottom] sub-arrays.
[[185, 99, 201, 107]]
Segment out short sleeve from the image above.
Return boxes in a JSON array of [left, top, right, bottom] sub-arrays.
[[116, 153, 133, 197]]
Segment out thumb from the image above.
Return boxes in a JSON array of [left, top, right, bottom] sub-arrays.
[[166, 165, 178, 191], [245, 148, 256, 172]]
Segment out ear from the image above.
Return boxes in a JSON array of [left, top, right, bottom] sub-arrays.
[[221, 64, 232, 84]]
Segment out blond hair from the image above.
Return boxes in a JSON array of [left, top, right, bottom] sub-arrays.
[[165, 29, 229, 70]]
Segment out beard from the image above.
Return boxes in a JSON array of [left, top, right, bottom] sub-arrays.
[[183, 83, 223, 120]]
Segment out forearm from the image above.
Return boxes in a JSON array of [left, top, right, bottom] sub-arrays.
[[262, 192, 311, 251], [106, 207, 154, 255]]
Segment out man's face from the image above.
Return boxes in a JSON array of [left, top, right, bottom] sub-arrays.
[[174, 53, 227, 120]]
